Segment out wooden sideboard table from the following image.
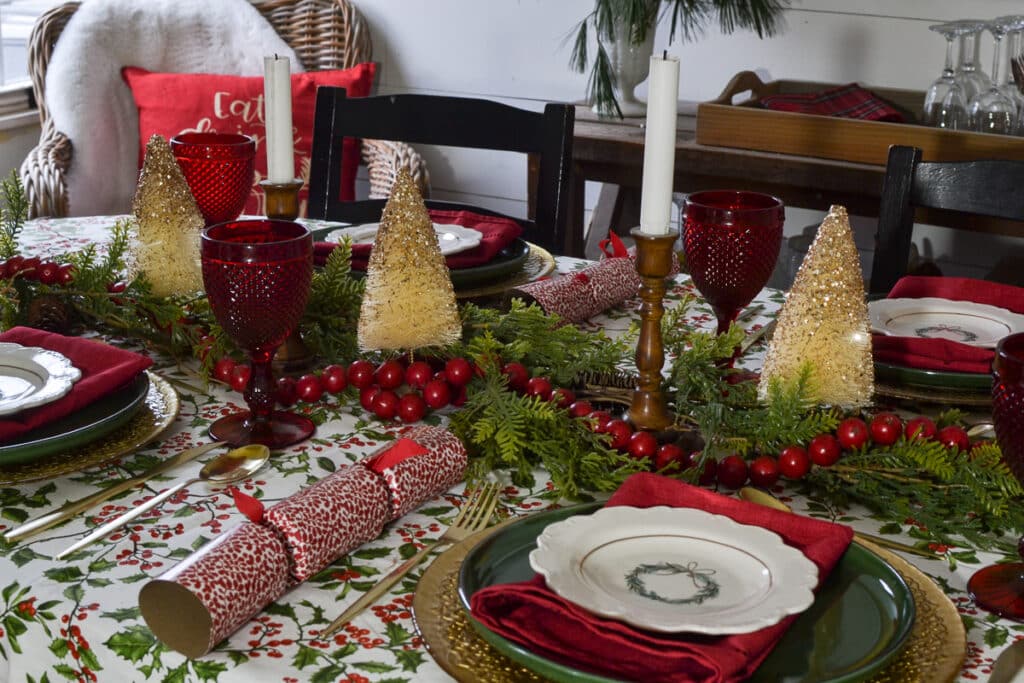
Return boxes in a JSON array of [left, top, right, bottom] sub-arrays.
[[562, 104, 1022, 259]]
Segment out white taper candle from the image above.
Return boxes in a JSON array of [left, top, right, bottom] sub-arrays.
[[263, 55, 295, 183], [638, 54, 680, 235]]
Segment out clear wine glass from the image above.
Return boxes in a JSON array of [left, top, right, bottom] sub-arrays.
[[955, 20, 992, 113], [968, 20, 1017, 135], [924, 22, 969, 129], [682, 190, 784, 336], [201, 219, 315, 448], [996, 16, 1024, 117]]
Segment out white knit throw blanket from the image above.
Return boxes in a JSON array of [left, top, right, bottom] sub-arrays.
[[45, 0, 301, 216]]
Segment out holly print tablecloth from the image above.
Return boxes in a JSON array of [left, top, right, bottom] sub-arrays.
[[0, 217, 1007, 682]]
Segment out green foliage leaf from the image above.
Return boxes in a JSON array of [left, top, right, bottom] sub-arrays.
[[104, 625, 157, 663]]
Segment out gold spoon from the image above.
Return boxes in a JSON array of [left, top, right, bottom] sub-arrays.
[[738, 486, 940, 560], [55, 444, 270, 559]]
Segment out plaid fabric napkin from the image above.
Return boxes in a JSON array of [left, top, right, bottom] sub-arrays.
[[760, 84, 905, 122], [872, 276, 1024, 374], [470, 473, 854, 683]]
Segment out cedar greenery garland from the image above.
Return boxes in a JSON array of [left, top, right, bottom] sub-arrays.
[[570, 0, 791, 117]]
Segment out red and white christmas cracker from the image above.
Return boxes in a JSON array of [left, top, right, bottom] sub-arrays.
[[139, 426, 467, 657], [512, 232, 680, 323]]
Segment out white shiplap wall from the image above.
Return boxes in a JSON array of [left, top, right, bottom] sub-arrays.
[[3, 1, 1023, 278]]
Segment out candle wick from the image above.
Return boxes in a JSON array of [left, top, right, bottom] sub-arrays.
[[663, 49, 667, 60]]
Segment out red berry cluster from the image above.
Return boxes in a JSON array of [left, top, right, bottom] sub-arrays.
[[0, 256, 75, 285], [212, 355, 477, 423], [709, 412, 977, 491]]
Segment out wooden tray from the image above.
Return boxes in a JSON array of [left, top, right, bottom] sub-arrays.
[[696, 71, 1024, 165]]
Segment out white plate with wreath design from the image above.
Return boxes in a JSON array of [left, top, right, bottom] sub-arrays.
[[869, 297, 1024, 348], [324, 222, 483, 256], [528, 505, 818, 634]]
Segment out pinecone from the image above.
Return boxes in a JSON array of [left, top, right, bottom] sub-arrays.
[[26, 295, 75, 334]]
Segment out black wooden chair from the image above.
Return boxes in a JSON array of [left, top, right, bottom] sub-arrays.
[[307, 88, 578, 256], [870, 145, 1024, 296]]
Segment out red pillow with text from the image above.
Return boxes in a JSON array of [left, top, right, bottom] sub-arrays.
[[122, 63, 376, 217]]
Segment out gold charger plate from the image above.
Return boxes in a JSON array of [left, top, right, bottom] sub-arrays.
[[412, 524, 966, 683], [0, 371, 179, 485], [456, 243, 555, 300]]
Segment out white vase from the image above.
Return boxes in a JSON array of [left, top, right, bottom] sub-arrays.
[[598, 18, 657, 117]]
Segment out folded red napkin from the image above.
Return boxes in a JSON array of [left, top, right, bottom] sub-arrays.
[[872, 276, 1024, 374], [470, 472, 854, 683], [760, 83, 905, 123], [0, 327, 153, 443], [313, 209, 523, 270]]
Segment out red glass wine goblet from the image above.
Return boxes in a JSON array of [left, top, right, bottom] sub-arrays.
[[171, 133, 256, 226], [201, 219, 314, 448], [682, 190, 785, 335], [968, 332, 1024, 620]]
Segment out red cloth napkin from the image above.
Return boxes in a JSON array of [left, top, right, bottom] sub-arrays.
[[313, 209, 523, 270], [872, 276, 1024, 374], [0, 327, 153, 443], [470, 472, 854, 683], [760, 83, 905, 123]]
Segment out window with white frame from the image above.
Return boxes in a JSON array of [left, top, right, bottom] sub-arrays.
[[1, 0, 63, 89]]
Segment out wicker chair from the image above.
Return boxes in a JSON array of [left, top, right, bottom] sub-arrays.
[[19, 0, 429, 218]]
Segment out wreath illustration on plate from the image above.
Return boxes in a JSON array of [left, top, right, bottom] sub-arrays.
[[624, 561, 720, 605]]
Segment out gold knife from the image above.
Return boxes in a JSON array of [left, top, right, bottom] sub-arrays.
[[3, 441, 226, 542]]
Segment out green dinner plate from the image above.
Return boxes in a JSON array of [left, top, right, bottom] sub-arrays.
[[458, 503, 916, 683], [874, 361, 991, 393], [0, 372, 150, 466]]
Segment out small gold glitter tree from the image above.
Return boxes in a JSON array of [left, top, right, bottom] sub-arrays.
[[758, 205, 873, 408], [357, 169, 461, 351], [131, 135, 205, 297]]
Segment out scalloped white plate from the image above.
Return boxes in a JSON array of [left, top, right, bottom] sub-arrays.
[[869, 297, 1024, 348], [324, 222, 483, 256], [0, 342, 82, 417], [528, 505, 818, 634]]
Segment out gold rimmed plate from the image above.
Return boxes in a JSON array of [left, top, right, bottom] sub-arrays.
[[0, 371, 179, 484]]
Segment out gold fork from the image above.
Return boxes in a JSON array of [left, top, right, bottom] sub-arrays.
[[319, 481, 502, 638]]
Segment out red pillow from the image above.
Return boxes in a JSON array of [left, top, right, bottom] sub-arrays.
[[122, 63, 376, 217]]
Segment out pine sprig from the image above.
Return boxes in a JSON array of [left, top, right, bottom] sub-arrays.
[[0, 171, 27, 259], [301, 239, 363, 363], [458, 300, 631, 386]]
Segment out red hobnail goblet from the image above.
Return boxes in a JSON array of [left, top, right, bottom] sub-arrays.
[[968, 332, 1024, 620], [682, 190, 785, 335], [201, 219, 314, 448], [171, 133, 256, 226]]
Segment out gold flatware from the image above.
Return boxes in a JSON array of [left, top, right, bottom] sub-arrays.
[[738, 486, 940, 560], [55, 444, 270, 559], [320, 481, 502, 638], [4, 440, 228, 543], [738, 318, 777, 357]]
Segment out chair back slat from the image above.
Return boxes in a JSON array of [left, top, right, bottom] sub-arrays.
[[870, 144, 1024, 295], [307, 87, 578, 256]]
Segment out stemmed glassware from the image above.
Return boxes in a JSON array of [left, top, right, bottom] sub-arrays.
[[923, 22, 969, 129], [681, 190, 784, 336], [171, 133, 256, 226], [955, 20, 992, 107], [968, 332, 1024, 620], [201, 219, 315, 448], [968, 20, 1017, 135], [997, 16, 1024, 118]]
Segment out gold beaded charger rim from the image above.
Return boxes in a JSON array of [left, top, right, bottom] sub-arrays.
[[873, 382, 991, 407], [455, 242, 555, 300], [412, 523, 966, 683], [0, 371, 180, 485]]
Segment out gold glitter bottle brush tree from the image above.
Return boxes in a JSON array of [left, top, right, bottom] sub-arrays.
[[758, 205, 873, 409]]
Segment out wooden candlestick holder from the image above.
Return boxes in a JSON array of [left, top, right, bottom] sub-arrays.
[[260, 178, 313, 373], [627, 227, 678, 432], [259, 179, 303, 220]]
